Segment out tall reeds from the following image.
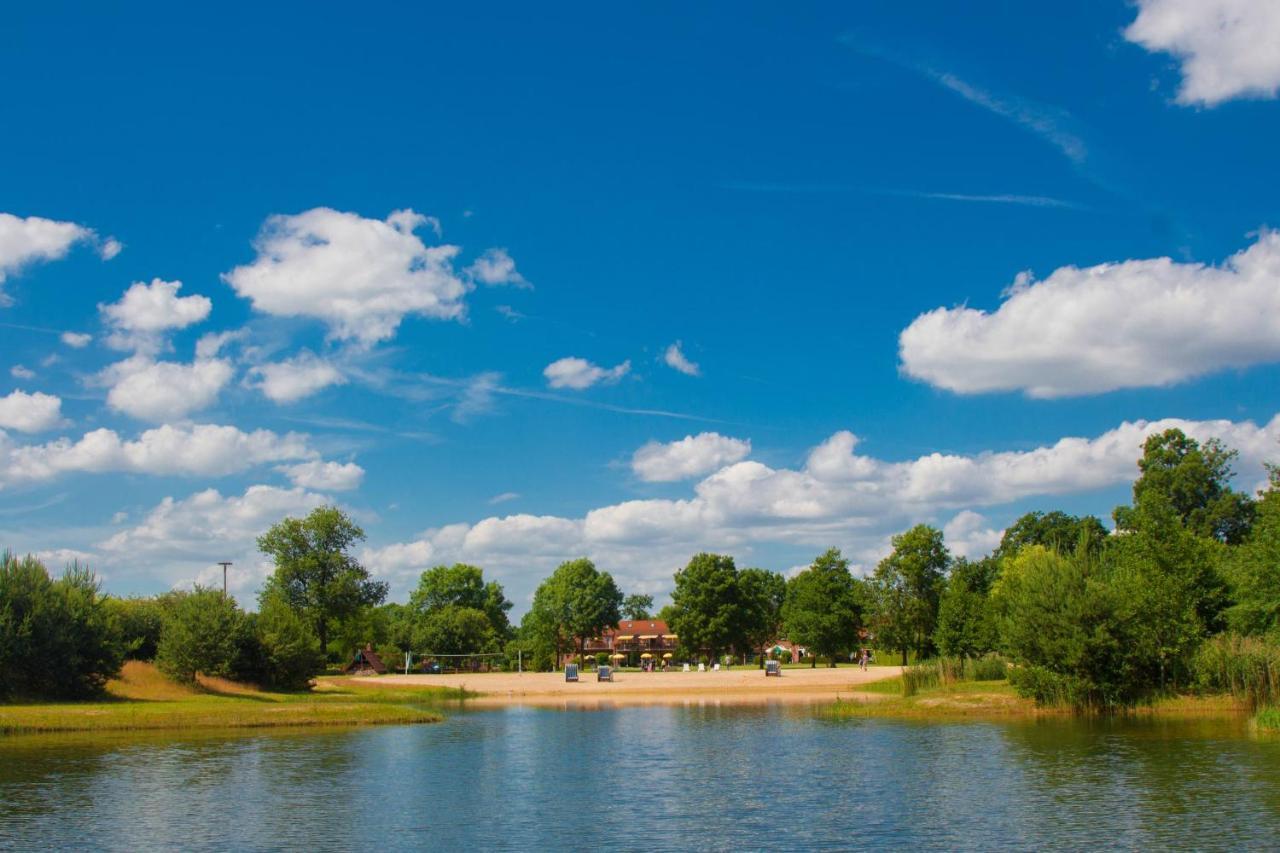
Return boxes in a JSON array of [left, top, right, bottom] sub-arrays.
[[1193, 634, 1280, 710]]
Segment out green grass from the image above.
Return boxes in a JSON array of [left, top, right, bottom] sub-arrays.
[[0, 662, 468, 734], [1255, 706, 1280, 732], [822, 678, 1248, 722]]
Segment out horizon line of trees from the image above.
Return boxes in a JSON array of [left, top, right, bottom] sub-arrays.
[[3, 427, 1277, 711]]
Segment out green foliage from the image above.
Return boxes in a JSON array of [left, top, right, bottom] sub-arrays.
[[1192, 634, 1280, 710], [1114, 428, 1255, 544], [994, 511, 1108, 562], [738, 567, 786, 652], [414, 605, 498, 656], [409, 564, 512, 640], [621, 593, 654, 620], [1255, 706, 1280, 732], [996, 545, 1163, 710], [254, 589, 325, 689], [934, 560, 999, 659], [782, 549, 862, 666], [0, 554, 124, 699], [527, 558, 622, 666], [901, 661, 941, 697], [665, 558, 784, 661], [103, 595, 168, 660], [1223, 477, 1280, 637], [970, 654, 1009, 681], [869, 525, 948, 664], [155, 587, 243, 685], [257, 506, 388, 657]]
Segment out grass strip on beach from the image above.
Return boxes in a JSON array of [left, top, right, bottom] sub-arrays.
[[822, 679, 1249, 721], [0, 662, 469, 734]]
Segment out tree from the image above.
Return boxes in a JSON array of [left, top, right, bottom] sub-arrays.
[[0, 554, 124, 699], [415, 605, 497, 657], [527, 558, 622, 667], [995, 545, 1144, 709], [409, 564, 512, 640], [104, 595, 169, 661], [869, 525, 949, 665], [1114, 429, 1255, 544], [669, 553, 743, 662], [934, 558, 999, 659], [155, 587, 243, 685], [737, 568, 786, 656], [257, 506, 388, 657], [993, 511, 1108, 562], [782, 549, 862, 667], [621, 593, 654, 620], [250, 586, 325, 689], [1224, 467, 1280, 636]]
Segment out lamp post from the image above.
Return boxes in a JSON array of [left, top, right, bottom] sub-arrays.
[[218, 561, 232, 598]]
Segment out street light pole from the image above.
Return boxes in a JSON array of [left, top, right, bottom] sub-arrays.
[[218, 561, 232, 598]]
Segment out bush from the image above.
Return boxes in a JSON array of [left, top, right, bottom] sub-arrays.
[[596, 652, 609, 668], [970, 654, 1009, 682], [1008, 665, 1080, 707], [104, 596, 168, 660], [0, 553, 123, 699], [779, 650, 792, 664], [1193, 634, 1280, 710], [156, 587, 243, 685]]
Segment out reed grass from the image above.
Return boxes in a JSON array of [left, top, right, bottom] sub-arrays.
[[1193, 634, 1280, 711]]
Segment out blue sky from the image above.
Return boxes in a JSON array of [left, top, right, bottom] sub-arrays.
[[2, 1, 1279, 612]]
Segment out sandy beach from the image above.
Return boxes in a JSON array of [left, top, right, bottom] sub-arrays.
[[352, 665, 904, 708]]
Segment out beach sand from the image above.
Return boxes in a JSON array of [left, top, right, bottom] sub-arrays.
[[351, 665, 903, 709]]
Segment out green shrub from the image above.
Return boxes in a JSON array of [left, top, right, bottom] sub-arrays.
[[156, 587, 243, 685], [1008, 665, 1081, 707], [0, 553, 123, 699], [1193, 634, 1280, 710], [971, 654, 1009, 682]]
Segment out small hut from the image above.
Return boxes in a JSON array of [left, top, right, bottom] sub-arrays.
[[344, 643, 387, 675]]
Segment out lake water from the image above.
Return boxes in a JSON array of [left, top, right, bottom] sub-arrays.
[[1, 704, 1277, 851]]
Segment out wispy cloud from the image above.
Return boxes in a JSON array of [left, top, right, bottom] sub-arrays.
[[838, 35, 1090, 169], [489, 491, 520, 505], [721, 181, 1082, 210], [931, 72, 1086, 165]]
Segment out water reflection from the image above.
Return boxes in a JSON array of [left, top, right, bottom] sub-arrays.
[[1, 709, 1277, 850]]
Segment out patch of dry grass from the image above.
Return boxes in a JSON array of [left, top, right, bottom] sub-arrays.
[[0, 662, 467, 734]]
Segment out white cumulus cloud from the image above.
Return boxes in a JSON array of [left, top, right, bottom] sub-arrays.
[[543, 356, 631, 390], [248, 351, 345, 403], [278, 460, 364, 491], [97, 484, 330, 594], [0, 213, 93, 305], [1126, 0, 1280, 106], [631, 432, 751, 482], [60, 331, 91, 348], [663, 341, 701, 376], [99, 279, 212, 350], [101, 356, 233, 421], [223, 207, 470, 346], [0, 390, 63, 433], [0, 422, 315, 488], [465, 247, 528, 287], [899, 231, 1280, 397], [942, 510, 1005, 560]]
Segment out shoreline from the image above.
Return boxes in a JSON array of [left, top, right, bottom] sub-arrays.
[[350, 664, 907, 708]]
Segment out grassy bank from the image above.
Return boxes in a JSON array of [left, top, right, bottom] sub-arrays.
[[824, 677, 1248, 721], [0, 662, 469, 734]]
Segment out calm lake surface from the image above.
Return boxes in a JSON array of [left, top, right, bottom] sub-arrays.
[[1, 704, 1278, 851]]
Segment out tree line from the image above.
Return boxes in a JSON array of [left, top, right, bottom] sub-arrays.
[[3, 427, 1276, 710]]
